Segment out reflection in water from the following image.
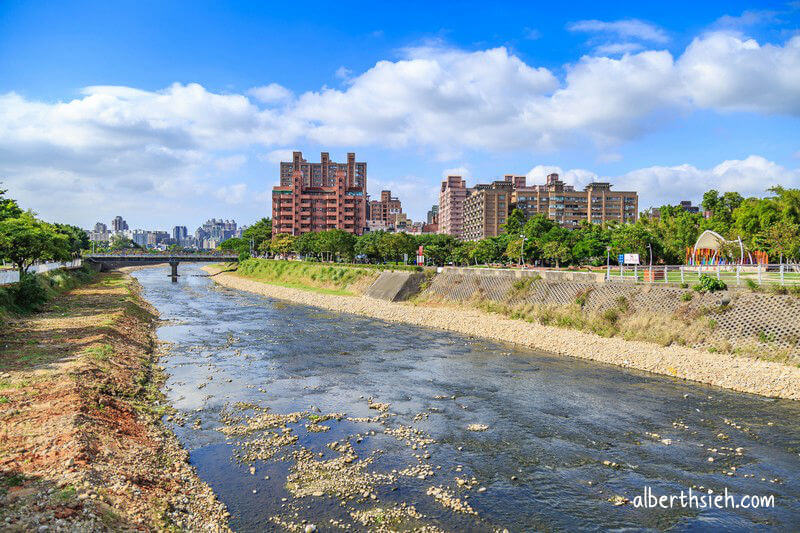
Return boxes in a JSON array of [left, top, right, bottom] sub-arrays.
[[134, 265, 800, 532]]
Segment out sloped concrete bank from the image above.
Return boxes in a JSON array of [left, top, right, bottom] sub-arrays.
[[204, 266, 800, 401]]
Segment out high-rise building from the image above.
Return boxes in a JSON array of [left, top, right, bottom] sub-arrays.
[[438, 176, 468, 238], [272, 151, 368, 236], [94, 222, 107, 233], [426, 205, 439, 225], [172, 225, 188, 241], [369, 190, 403, 226], [513, 173, 638, 227], [462, 179, 514, 241], [112, 216, 129, 232]]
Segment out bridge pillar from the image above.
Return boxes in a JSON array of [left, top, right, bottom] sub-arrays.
[[169, 261, 179, 282]]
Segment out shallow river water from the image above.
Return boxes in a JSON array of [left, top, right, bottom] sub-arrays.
[[133, 265, 800, 532]]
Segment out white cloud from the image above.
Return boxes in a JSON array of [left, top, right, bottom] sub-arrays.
[[442, 166, 471, 178], [713, 10, 780, 29], [214, 154, 247, 171], [335, 66, 353, 80], [678, 33, 800, 114], [259, 149, 295, 165], [567, 19, 669, 44], [593, 42, 644, 55], [529, 155, 800, 210], [2, 32, 800, 226], [214, 183, 249, 204], [247, 83, 293, 103]]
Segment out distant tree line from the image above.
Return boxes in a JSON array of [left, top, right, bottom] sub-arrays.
[[231, 187, 800, 266]]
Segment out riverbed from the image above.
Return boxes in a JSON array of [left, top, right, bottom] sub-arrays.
[[133, 264, 800, 532]]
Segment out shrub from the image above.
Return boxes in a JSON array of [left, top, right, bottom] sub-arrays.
[[680, 291, 693, 302], [693, 274, 727, 293], [12, 274, 50, 311]]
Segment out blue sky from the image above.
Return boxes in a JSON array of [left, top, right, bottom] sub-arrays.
[[1, 0, 798, 230]]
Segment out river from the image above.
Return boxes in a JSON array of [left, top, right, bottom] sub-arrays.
[[133, 264, 800, 532]]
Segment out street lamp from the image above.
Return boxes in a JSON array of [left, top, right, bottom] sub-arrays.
[[519, 234, 526, 267], [606, 245, 611, 280]]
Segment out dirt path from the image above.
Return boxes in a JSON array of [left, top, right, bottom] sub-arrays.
[[0, 271, 230, 531], [206, 266, 800, 401]]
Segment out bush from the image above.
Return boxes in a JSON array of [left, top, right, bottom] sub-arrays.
[[680, 291, 693, 301], [12, 274, 50, 311], [693, 274, 727, 293], [745, 279, 760, 291]]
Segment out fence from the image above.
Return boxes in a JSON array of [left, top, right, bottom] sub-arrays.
[[606, 263, 800, 288], [0, 259, 83, 285]]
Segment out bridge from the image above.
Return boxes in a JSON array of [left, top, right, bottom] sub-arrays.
[[84, 253, 239, 280]]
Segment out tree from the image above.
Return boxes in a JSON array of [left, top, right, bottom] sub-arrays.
[[502, 208, 526, 236], [354, 231, 383, 262], [242, 218, 272, 253], [53, 223, 90, 256], [219, 237, 250, 261], [269, 234, 295, 256], [0, 213, 71, 275], [470, 238, 501, 265], [541, 239, 571, 268], [0, 187, 22, 221], [109, 234, 139, 251]]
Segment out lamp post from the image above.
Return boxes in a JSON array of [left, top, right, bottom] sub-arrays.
[[606, 246, 611, 280], [519, 234, 526, 267]]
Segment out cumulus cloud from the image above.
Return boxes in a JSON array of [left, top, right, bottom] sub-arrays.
[[529, 156, 800, 210], [679, 33, 800, 114], [2, 31, 800, 226]]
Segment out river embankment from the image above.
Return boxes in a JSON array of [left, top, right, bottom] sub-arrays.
[[0, 269, 230, 530], [204, 265, 800, 401]]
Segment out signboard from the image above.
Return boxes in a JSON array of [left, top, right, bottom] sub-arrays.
[[623, 253, 640, 265], [417, 245, 424, 266], [618, 254, 624, 264]]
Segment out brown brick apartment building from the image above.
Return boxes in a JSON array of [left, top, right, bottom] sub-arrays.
[[369, 190, 403, 226], [513, 173, 638, 227], [272, 151, 368, 235], [438, 175, 468, 238], [462, 179, 514, 241]]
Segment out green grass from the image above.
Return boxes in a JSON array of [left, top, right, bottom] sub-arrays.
[[84, 344, 114, 362], [233, 258, 382, 294]]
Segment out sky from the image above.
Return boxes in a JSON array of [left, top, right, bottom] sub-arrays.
[[1, 0, 799, 231]]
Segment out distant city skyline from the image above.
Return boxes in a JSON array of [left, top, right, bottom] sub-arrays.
[[1, 1, 799, 228]]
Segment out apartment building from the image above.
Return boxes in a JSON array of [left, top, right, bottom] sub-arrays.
[[272, 151, 368, 236], [513, 173, 638, 227], [438, 175, 468, 238], [462, 178, 515, 241], [369, 190, 403, 226]]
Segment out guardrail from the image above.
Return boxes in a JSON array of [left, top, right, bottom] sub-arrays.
[[606, 264, 800, 287]]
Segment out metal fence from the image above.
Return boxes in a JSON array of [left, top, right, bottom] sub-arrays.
[[606, 263, 800, 287]]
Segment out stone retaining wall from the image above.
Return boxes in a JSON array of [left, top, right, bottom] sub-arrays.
[[424, 269, 800, 359]]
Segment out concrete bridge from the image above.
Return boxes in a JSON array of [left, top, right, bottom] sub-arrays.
[[84, 253, 239, 280]]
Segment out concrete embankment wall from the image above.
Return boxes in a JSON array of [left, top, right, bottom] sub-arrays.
[[364, 271, 428, 302], [422, 267, 800, 360]]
